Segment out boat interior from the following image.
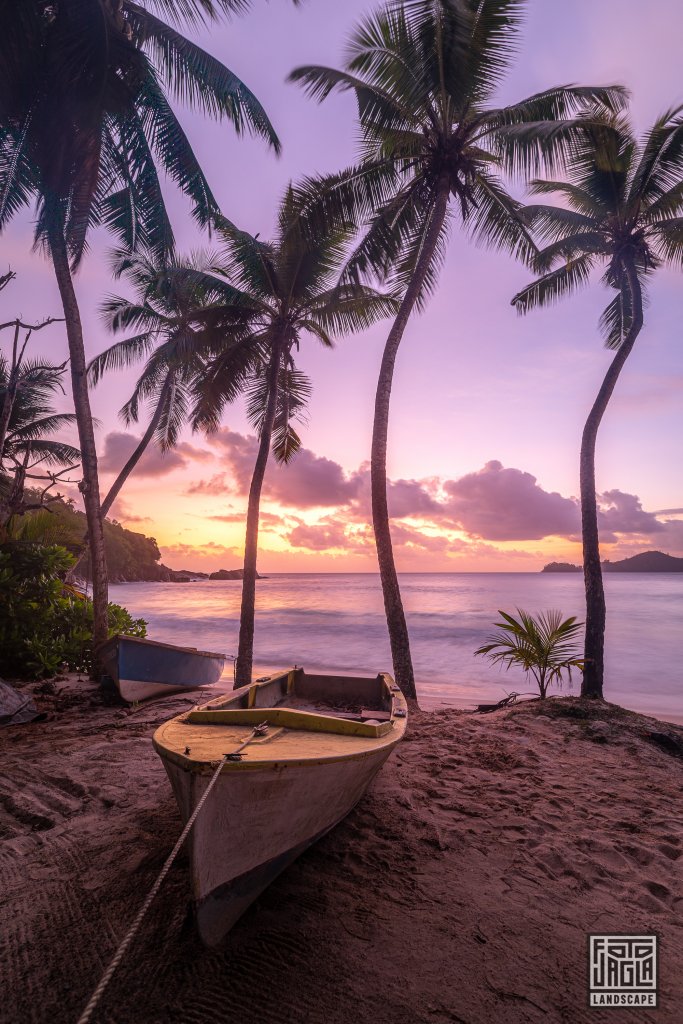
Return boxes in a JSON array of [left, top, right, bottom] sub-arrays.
[[184, 667, 406, 739]]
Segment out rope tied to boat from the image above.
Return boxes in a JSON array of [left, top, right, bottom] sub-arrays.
[[75, 723, 269, 1024]]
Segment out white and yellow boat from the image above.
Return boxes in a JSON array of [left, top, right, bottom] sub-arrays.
[[153, 667, 407, 945]]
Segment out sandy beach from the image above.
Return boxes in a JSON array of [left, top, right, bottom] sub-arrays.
[[1, 677, 682, 1024]]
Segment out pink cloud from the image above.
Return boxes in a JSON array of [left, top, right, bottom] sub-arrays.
[[597, 489, 664, 542], [107, 497, 151, 524], [287, 520, 350, 551], [350, 469, 441, 519], [389, 523, 454, 552], [175, 441, 215, 462], [442, 461, 580, 540], [100, 432, 186, 478], [207, 427, 360, 508], [186, 473, 230, 495], [178, 429, 679, 556]]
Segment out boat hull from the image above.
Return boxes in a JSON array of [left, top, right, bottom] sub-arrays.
[[162, 744, 396, 945], [98, 635, 225, 703], [154, 668, 407, 944]]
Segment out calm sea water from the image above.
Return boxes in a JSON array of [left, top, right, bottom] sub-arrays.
[[110, 573, 683, 723]]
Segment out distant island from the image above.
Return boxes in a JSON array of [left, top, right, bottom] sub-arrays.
[[168, 568, 265, 582], [542, 551, 683, 573]]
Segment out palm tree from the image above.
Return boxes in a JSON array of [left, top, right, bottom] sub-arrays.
[[190, 190, 399, 686], [0, 312, 64, 463], [0, 358, 80, 525], [289, 0, 625, 700], [511, 107, 683, 698], [88, 249, 250, 521], [0, 0, 280, 649]]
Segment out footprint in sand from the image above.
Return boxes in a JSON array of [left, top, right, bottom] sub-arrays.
[[658, 842, 681, 861]]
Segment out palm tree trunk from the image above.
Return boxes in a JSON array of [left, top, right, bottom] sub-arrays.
[[47, 221, 109, 655], [234, 336, 284, 687], [0, 324, 21, 524], [0, 322, 21, 461], [66, 374, 174, 582], [371, 175, 450, 702], [580, 262, 643, 698], [102, 374, 173, 519]]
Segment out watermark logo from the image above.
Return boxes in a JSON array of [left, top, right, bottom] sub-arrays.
[[589, 935, 658, 1008]]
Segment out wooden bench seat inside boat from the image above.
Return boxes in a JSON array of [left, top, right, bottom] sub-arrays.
[[183, 667, 400, 739]]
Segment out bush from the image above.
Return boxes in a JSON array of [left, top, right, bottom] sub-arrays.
[[0, 543, 147, 678]]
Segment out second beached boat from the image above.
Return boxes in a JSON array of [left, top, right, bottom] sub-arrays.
[[153, 666, 407, 945], [97, 634, 225, 703]]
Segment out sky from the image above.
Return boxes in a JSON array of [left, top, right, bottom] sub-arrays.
[[3, 0, 683, 572]]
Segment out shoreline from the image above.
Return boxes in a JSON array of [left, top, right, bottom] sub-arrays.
[[2, 677, 682, 1023]]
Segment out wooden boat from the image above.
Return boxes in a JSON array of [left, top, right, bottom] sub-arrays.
[[97, 634, 225, 703], [153, 667, 408, 945]]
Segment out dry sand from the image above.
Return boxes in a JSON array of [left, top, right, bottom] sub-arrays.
[[1, 676, 682, 1024]]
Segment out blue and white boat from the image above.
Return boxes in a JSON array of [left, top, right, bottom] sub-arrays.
[[97, 635, 226, 703]]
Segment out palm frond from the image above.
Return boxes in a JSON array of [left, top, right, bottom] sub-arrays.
[[125, 2, 281, 152], [511, 254, 595, 314], [599, 288, 633, 350], [465, 170, 537, 265], [88, 333, 158, 385], [628, 106, 683, 206], [649, 217, 683, 268]]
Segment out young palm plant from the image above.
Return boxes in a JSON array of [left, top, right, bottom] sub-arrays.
[[475, 609, 584, 700], [511, 107, 683, 698], [0, 0, 280, 648], [290, 0, 625, 700], [190, 191, 400, 686]]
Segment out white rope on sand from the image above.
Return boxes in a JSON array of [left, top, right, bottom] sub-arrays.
[[75, 754, 227, 1024], [76, 722, 269, 1024]]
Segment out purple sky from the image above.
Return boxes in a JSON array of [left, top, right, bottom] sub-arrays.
[[3, 0, 683, 570]]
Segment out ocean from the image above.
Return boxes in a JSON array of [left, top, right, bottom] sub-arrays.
[[110, 572, 683, 723]]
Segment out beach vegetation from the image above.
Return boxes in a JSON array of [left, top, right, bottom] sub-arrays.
[[512, 106, 683, 698], [474, 609, 585, 700], [290, 0, 626, 700], [0, 542, 146, 679], [3, 490, 167, 582]]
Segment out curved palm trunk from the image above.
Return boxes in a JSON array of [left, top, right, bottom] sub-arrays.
[[580, 262, 643, 698], [0, 323, 21, 461], [102, 374, 174, 519], [67, 374, 174, 582], [47, 221, 109, 656], [234, 336, 284, 687], [371, 176, 450, 702]]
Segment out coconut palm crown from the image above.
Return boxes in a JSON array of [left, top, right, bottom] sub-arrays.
[[512, 106, 683, 698], [289, 0, 626, 700], [0, 359, 79, 472], [0, 358, 80, 526], [1, 0, 280, 263]]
